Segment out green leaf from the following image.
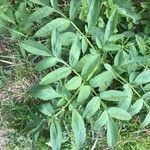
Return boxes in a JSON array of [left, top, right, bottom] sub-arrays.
[[107, 118, 118, 148], [113, 0, 141, 23], [114, 50, 128, 67], [50, 0, 58, 9], [15, 2, 27, 21], [90, 71, 114, 91], [81, 37, 88, 54], [77, 85, 91, 104], [69, 0, 81, 20], [0, 13, 15, 24], [143, 84, 150, 92], [141, 112, 150, 128], [102, 43, 121, 51], [69, 36, 81, 67], [142, 91, 150, 100], [108, 34, 125, 42], [83, 97, 100, 119], [134, 70, 150, 85], [104, 9, 118, 42], [39, 103, 54, 116], [107, 107, 132, 120], [135, 35, 147, 54], [81, 54, 100, 81], [51, 29, 62, 57], [129, 99, 143, 116], [60, 32, 76, 46], [40, 67, 72, 85], [35, 18, 70, 37], [87, 0, 101, 30], [118, 84, 133, 110], [100, 90, 128, 101], [72, 108, 86, 149], [28, 85, 60, 100], [50, 118, 62, 150], [57, 98, 67, 107], [93, 111, 108, 131], [65, 76, 82, 90], [20, 40, 51, 56], [35, 57, 58, 71], [74, 54, 93, 72], [28, 6, 54, 22]]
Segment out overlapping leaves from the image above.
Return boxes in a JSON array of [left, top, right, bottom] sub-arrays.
[[7, 0, 150, 149]]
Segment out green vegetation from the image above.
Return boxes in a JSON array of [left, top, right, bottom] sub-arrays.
[[0, 0, 150, 149]]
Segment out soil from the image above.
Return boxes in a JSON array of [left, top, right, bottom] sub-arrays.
[[0, 130, 8, 150]]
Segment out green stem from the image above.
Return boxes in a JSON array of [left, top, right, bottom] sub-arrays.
[[114, 70, 150, 110], [58, 58, 107, 109], [55, 87, 81, 117], [54, 8, 149, 111]]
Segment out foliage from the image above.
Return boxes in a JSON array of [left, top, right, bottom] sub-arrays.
[[0, 0, 150, 149]]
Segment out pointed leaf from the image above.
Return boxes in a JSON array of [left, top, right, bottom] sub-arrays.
[[28, 6, 54, 22], [107, 107, 132, 120], [87, 0, 101, 30], [118, 84, 133, 110], [72, 108, 86, 149], [103, 43, 121, 51], [35, 18, 70, 37], [81, 37, 88, 54], [39, 103, 54, 116], [50, 0, 58, 9], [141, 112, 150, 128], [135, 35, 147, 54], [69, 0, 81, 20], [81, 54, 100, 81], [107, 118, 118, 148], [83, 97, 100, 119], [134, 70, 150, 85], [104, 9, 118, 42], [93, 111, 108, 131], [50, 118, 62, 150], [69, 36, 81, 67], [90, 71, 114, 91], [129, 99, 143, 116], [51, 29, 62, 57], [35, 57, 58, 71], [60, 32, 76, 46], [20, 40, 51, 56], [100, 90, 128, 101], [28, 85, 60, 100], [142, 91, 150, 100], [40, 67, 72, 85], [65, 76, 82, 90], [77, 85, 91, 104]]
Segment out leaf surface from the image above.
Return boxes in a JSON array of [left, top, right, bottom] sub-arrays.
[[40, 67, 72, 85], [35, 18, 70, 37], [72, 108, 86, 149]]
